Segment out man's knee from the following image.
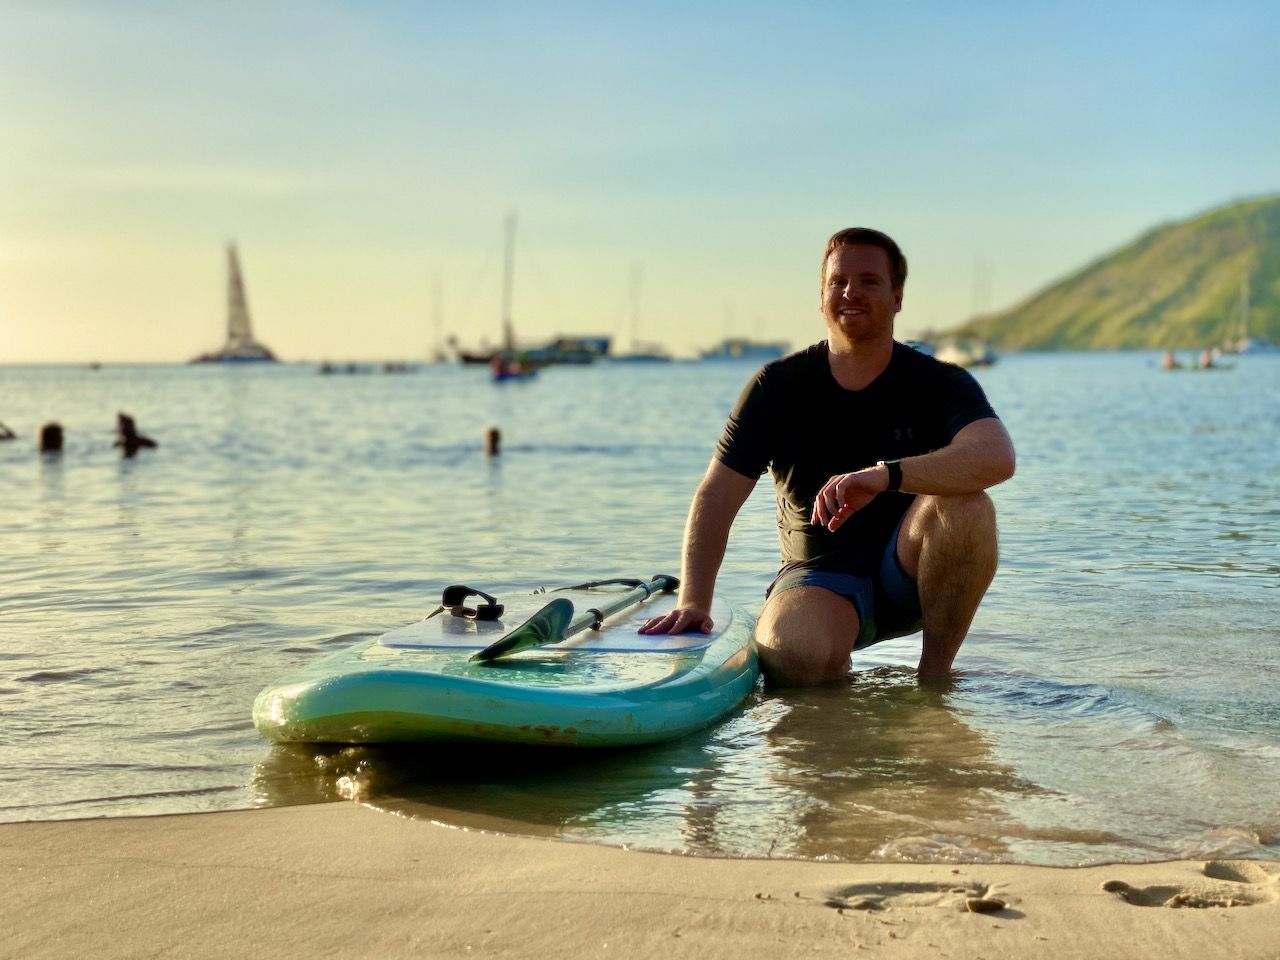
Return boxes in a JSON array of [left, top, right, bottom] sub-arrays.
[[922, 491, 996, 529], [900, 492, 997, 575], [756, 587, 857, 686]]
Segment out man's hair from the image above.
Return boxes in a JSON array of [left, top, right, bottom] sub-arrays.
[[822, 228, 908, 290]]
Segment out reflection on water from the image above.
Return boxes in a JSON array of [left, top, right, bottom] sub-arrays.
[[249, 668, 1053, 862], [247, 656, 1280, 865]]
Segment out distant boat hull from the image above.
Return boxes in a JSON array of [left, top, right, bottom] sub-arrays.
[[610, 353, 674, 364], [935, 339, 997, 368], [700, 338, 788, 361], [1233, 337, 1278, 355], [191, 347, 278, 364]]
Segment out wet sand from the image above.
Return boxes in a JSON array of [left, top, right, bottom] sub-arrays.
[[2, 803, 1277, 959]]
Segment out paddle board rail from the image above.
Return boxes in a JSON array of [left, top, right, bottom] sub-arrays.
[[252, 577, 760, 747]]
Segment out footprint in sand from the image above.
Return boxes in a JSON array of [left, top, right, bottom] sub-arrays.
[[1101, 860, 1280, 909], [824, 881, 1011, 915]]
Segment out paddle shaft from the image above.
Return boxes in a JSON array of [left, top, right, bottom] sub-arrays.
[[470, 574, 677, 662], [558, 575, 675, 643]]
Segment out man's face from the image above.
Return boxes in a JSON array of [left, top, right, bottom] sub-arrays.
[[820, 244, 902, 345]]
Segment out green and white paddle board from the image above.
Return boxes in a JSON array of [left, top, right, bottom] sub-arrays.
[[252, 576, 759, 747]]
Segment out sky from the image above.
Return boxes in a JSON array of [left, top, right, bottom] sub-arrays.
[[2, 1, 1277, 363]]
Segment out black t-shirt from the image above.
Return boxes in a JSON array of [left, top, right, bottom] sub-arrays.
[[715, 340, 998, 576]]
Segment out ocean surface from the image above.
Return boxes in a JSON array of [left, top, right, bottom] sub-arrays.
[[1, 351, 1277, 866]]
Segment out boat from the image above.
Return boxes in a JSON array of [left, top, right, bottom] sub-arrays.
[[252, 575, 759, 747], [610, 346, 673, 363], [523, 335, 611, 365], [934, 338, 997, 368], [489, 353, 539, 381], [700, 338, 789, 361], [610, 266, 672, 363], [451, 217, 611, 368], [1221, 273, 1277, 354], [450, 216, 520, 366], [902, 339, 936, 357], [191, 244, 279, 363], [1235, 337, 1278, 354]]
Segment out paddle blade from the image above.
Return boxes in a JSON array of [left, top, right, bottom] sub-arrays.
[[469, 597, 574, 662]]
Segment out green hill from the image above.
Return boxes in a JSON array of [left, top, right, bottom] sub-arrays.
[[947, 195, 1280, 350]]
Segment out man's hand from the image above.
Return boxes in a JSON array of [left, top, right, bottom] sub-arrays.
[[811, 465, 890, 532], [638, 606, 714, 635]]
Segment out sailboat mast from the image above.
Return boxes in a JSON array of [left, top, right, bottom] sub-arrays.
[[630, 263, 642, 352], [501, 214, 516, 352], [1240, 273, 1250, 344]]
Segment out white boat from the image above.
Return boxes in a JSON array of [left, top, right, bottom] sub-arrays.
[[934, 338, 997, 368], [1236, 336, 1278, 354], [700, 338, 789, 361], [610, 266, 672, 363], [191, 245, 278, 363], [1221, 273, 1277, 354]]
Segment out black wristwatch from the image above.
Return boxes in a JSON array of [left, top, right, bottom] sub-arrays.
[[878, 459, 903, 492]]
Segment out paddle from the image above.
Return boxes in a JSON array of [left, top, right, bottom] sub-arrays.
[[469, 574, 678, 663]]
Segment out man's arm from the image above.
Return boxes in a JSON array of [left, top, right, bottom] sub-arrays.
[[639, 460, 758, 634], [813, 417, 1015, 531]]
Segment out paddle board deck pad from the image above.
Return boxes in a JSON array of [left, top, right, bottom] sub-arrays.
[[253, 580, 759, 747]]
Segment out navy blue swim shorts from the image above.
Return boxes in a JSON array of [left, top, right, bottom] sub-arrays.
[[766, 519, 923, 651]]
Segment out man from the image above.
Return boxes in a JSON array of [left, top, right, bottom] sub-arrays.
[[113, 412, 158, 458], [639, 227, 1015, 686]]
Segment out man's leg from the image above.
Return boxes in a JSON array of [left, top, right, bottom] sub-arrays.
[[895, 492, 999, 680], [755, 586, 859, 687]]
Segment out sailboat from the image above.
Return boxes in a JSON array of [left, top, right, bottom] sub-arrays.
[[456, 215, 518, 365], [191, 244, 279, 363], [610, 265, 672, 363], [1224, 272, 1277, 354], [458, 215, 612, 369], [936, 254, 997, 368]]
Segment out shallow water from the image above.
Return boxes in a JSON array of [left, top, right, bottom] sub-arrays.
[[1, 353, 1276, 865]]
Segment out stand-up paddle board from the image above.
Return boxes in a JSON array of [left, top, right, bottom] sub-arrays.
[[253, 575, 759, 747]]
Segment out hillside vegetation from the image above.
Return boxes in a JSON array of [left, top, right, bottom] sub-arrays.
[[948, 195, 1280, 350]]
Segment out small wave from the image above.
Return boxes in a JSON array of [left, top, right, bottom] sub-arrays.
[[958, 672, 1172, 731], [17, 666, 116, 684], [0, 784, 243, 819], [1178, 827, 1279, 861], [870, 834, 1002, 863]]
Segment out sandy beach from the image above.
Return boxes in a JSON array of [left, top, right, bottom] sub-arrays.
[[2, 803, 1276, 960]]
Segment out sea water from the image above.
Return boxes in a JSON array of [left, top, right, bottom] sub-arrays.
[[1, 353, 1276, 866]]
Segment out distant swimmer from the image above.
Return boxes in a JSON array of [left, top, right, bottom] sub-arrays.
[[39, 422, 64, 453], [0, 422, 15, 441], [114, 412, 158, 458], [1160, 350, 1182, 371], [484, 425, 501, 457]]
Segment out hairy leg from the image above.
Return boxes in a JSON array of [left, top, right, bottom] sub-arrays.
[[896, 492, 999, 681], [755, 586, 859, 687]]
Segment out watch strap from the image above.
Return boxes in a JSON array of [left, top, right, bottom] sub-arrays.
[[879, 459, 903, 492]]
